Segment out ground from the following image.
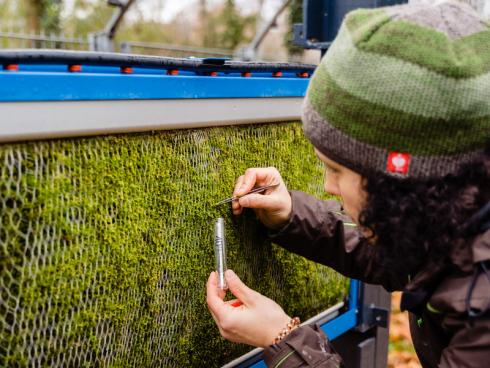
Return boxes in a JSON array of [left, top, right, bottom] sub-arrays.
[[388, 292, 422, 368]]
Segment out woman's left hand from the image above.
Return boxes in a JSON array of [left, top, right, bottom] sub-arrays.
[[206, 269, 291, 348]]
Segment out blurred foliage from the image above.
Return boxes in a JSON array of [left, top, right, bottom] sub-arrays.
[[202, 0, 256, 50], [63, 0, 114, 37], [118, 0, 257, 50], [39, 0, 63, 32], [0, 0, 302, 58], [68, 0, 255, 50], [285, 0, 303, 56], [25, 0, 62, 33], [0, 0, 62, 33]]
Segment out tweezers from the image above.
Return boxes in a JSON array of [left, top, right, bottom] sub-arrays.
[[214, 183, 279, 207]]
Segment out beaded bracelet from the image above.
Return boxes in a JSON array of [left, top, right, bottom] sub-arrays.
[[273, 317, 301, 345]]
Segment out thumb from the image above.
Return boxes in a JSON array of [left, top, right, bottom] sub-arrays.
[[238, 193, 283, 211], [225, 270, 255, 305]]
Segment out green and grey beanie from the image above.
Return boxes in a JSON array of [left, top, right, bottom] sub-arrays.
[[303, 1, 490, 179]]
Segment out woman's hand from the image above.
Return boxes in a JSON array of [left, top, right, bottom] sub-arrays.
[[206, 270, 291, 348], [232, 167, 292, 230]]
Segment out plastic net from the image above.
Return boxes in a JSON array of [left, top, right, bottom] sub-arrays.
[[0, 122, 349, 367]]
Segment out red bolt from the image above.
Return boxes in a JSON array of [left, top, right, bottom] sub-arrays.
[[208, 71, 218, 77], [120, 66, 133, 74], [272, 71, 283, 78], [68, 64, 82, 73], [241, 72, 252, 77], [4, 64, 19, 71], [166, 69, 179, 76], [297, 72, 310, 78]]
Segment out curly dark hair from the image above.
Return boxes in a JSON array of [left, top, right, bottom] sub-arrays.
[[358, 146, 490, 279]]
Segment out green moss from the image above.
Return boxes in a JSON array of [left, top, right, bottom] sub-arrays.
[[0, 122, 348, 367]]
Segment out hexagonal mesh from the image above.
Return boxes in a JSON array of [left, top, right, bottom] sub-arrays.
[[0, 122, 348, 367]]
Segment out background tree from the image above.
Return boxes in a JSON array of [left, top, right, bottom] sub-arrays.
[[63, 0, 113, 37], [23, 0, 62, 33], [285, 0, 302, 57], [217, 0, 255, 50], [0, 0, 293, 58], [199, 0, 208, 45]]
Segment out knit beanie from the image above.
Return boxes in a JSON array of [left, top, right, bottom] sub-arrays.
[[302, 0, 490, 179]]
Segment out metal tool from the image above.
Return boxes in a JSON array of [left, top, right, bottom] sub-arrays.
[[214, 217, 228, 290], [214, 183, 279, 207]]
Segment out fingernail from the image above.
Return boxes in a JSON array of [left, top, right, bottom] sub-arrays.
[[225, 269, 236, 278]]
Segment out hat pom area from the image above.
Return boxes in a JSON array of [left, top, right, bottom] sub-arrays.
[[302, 2, 490, 179]]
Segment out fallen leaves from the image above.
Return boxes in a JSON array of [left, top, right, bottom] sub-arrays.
[[388, 292, 421, 368]]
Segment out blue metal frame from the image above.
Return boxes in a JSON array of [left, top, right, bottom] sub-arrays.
[[320, 279, 359, 340], [248, 279, 360, 368], [0, 67, 310, 102]]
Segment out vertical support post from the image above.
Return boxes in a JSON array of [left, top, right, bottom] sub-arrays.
[[331, 283, 391, 368]]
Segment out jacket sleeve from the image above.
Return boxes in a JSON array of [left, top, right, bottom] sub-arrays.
[[269, 190, 405, 291], [263, 324, 343, 368]]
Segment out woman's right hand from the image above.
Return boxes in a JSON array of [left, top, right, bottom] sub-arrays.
[[232, 167, 292, 230]]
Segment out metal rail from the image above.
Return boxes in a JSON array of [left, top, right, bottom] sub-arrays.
[[90, 0, 136, 51], [0, 49, 315, 72], [120, 40, 233, 57], [238, 0, 292, 61], [0, 31, 233, 57], [0, 32, 88, 45], [0, 50, 314, 142]]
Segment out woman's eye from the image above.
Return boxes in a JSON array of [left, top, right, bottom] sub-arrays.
[[325, 165, 339, 174]]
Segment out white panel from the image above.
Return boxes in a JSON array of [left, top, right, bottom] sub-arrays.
[[0, 98, 303, 142]]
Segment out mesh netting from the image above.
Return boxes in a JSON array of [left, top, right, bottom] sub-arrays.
[[0, 122, 348, 367]]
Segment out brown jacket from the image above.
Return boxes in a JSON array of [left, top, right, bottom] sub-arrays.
[[263, 191, 490, 368]]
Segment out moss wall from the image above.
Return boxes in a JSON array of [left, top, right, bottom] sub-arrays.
[[0, 122, 348, 367]]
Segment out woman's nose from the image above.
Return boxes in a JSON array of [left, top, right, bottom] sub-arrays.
[[324, 178, 340, 196]]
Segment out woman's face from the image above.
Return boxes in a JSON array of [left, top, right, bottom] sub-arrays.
[[315, 149, 366, 224]]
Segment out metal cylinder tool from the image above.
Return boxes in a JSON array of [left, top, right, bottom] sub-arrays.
[[214, 217, 228, 290]]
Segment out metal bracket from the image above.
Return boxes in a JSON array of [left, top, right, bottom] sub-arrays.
[[357, 304, 389, 333], [293, 0, 409, 56], [293, 23, 331, 51], [89, 0, 135, 52], [236, 0, 291, 61]]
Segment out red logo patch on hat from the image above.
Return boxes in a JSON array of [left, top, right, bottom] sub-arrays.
[[387, 152, 411, 175]]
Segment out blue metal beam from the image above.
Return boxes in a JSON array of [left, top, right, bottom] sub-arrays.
[[0, 70, 310, 102], [320, 279, 359, 340]]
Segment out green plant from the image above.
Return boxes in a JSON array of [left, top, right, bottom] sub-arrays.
[[0, 122, 348, 367]]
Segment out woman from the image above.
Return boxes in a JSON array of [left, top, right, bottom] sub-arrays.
[[206, 1, 490, 367]]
